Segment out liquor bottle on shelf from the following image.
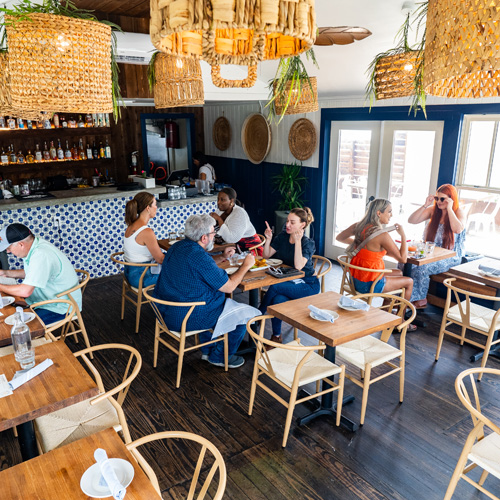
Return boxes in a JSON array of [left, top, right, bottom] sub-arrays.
[[86, 141, 93, 160], [26, 150, 34, 163], [53, 113, 59, 128], [105, 114, 110, 128], [104, 139, 111, 159], [78, 139, 86, 160], [64, 140, 72, 160], [36, 119, 44, 129], [92, 140, 98, 160], [43, 114, 51, 129], [1, 145, 9, 165], [26, 120, 33, 130], [99, 141, 105, 159], [97, 114, 104, 127], [85, 113, 93, 127], [34, 143, 43, 162], [78, 115, 85, 128], [17, 117, 25, 129], [42, 141, 50, 161], [0, 116, 5, 128], [92, 113, 97, 127], [57, 139, 64, 160], [61, 115, 68, 128], [71, 143, 79, 160], [7, 117, 16, 129], [9, 146, 17, 164], [17, 150, 25, 164], [68, 116, 77, 128], [49, 141, 57, 161]]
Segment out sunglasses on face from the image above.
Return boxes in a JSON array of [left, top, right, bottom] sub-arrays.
[[434, 196, 448, 202]]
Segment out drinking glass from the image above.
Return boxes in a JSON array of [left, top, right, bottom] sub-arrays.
[[416, 241, 426, 258], [425, 241, 436, 254]]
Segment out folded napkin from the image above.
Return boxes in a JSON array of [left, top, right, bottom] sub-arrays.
[[339, 295, 370, 311], [308, 305, 336, 323], [9, 358, 53, 390], [2, 189, 13, 199], [0, 374, 13, 398], [94, 449, 126, 500], [479, 263, 500, 276]]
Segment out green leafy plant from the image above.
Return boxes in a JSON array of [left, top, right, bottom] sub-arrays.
[[266, 48, 319, 124], [272, 162, 308, 211], [0, 0, 123, 120]]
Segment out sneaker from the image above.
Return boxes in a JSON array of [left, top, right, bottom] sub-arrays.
[[201, 354, 210, 361], [208, 354, 245, 369]]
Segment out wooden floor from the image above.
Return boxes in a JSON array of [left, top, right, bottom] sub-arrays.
[[2, 264, 500, 499]]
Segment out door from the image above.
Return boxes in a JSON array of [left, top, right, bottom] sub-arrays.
[[324, 120, 444, 260]]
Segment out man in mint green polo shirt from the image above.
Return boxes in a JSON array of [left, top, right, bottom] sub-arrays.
[[0, 223, 81, 325]]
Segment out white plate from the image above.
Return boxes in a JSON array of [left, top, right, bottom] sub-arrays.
[[0, 296, 15, 308], [250, 265, 270, 272], [337, 303, 360, 312], [80, 458, 134, 498], [5, 312, 36, 325], [266, 259, 283, 266], [309, 309, 339, 322], [226, 267, 239, 275]]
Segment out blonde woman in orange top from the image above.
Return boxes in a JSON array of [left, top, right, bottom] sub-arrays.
[[337, 198, 413, 302]]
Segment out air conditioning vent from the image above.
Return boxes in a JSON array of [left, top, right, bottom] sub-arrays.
[[115, 32, 155, 65]]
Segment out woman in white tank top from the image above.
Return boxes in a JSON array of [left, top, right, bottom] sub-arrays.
[[123, 192, 164, 288]]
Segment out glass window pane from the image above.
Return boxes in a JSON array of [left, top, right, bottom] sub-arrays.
[[333, 130, 371, 243], [463, 121, 495, 187], [490, 126, 500, 189]]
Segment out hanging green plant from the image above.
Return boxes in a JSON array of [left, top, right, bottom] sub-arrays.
[[272, 162, 308, 211], [0, 0, 123, 120], [266, 48, 319, 125]]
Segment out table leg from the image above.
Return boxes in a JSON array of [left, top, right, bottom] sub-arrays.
[[17, 421, 39, 461], [403, 263, 427, 328], [296, 346, 359, 432], [248, 289, 259, 309], [470, 292, 500, 362]]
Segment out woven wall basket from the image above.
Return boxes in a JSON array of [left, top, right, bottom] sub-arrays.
[[273, 76, 319, 116], [211, 64, 258, 88], [288, 118, 316, 161], [150, 0, 316, 66], [241, 113, 272, 164], [424, 0, 500, 98], [154, 53, 204, 108], [374, 51, 419, 100], [6, 14, 112, 114], [213, 116, 231, 151]]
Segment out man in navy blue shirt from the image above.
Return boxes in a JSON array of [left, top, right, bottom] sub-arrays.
[[155, 214, 255, 368]]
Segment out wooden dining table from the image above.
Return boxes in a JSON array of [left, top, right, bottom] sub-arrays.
[[268, 291, 402, 432], [0, 298, 45, 347], [403, 246, 457, 275], [0, 341, 98, 461], [0, 428, 160, 499]]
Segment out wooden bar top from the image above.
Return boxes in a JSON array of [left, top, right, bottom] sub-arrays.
[[0, 341, 98, 432], [0, 298, 45, 347], [451, 257, 500, 290], [406, 246, 456, 266], [0, 428, 160, 499], [268, 291, 401, 347]]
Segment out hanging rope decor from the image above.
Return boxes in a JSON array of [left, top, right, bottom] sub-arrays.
[[211, 64, 258, 88], [154, 53, 204, 108], [273, 76, 318, 116], [374, 51, 420, 100], [150, 0, 316, 65], [424, 0, 500, 98], [5, 14, 113, 113]]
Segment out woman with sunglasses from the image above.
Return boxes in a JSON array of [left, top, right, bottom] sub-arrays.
[[406, 184, 467, 308]]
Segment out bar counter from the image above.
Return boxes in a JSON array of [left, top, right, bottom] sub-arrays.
[[0, 187, 217, 278]]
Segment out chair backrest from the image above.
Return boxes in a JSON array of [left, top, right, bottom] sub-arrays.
[[74, 343, 142, 407], [126, 430, 227, 500], [143, 285, 205, 335], [30, 298, 78, 339], [455, 367, 500, 438], [110, 251, 158, 288], [248, 234, 266, 251], [312, 255, 332, 292], [443, 278, 500, 329], [55, 269, 89, 308]]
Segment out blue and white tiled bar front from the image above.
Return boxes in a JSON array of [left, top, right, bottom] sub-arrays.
[[0, 189, 217, 278]]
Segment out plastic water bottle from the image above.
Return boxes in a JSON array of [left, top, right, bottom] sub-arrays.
[[11, 309, 35, 370]]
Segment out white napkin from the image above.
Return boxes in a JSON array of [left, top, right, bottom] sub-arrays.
[[2, 189, 13, 199], [94, 449, 126, 500], [0, 374, 13, 398], [9, 358, 53, 390], [150, 263, 162, 275], [15, 306, 27, 322], [479, 263, 500, 276], [339, 295, 370, 311], [309, 305, 336, 323]]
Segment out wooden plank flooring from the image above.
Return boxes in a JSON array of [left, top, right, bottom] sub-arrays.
[[1, 263, 500, 499]]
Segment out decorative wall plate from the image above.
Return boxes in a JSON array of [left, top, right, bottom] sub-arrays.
[[288, 118, 317, 161], [213, 116, 231, 151], [241, 113, 272, 164]]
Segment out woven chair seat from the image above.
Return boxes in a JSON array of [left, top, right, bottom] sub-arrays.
[[258, 340, 342, 387], [448, 302, 500, 333], [130, 285, 139, 293], [336, 336, 402, 369], [168, 328, 209, 339], [0, 337, 51, 357], [35, 395, 119, 453], [468, 431, 500, 478]]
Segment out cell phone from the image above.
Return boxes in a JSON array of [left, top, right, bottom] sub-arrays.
[[13, 299, 28, 308]]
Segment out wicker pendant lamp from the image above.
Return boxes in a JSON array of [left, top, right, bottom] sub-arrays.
[[373, 51, 420, 100], [153, 53, 204, 108], [5, 14, 113, 113], [424, 0, 500, 98], [273, 76, 319, 116], [150, 0, 316, 65]]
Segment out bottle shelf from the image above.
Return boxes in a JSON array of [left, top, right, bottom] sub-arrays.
[[0, 158, 114, 173], [0, 127, 111, 139]]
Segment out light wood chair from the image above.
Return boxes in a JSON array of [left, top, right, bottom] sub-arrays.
[[247, 315, 345, 447], [110, 251, 158, 333], [143, 285, 228, 388], [34, 343, 141, 452], [126, 431, 227, 500], [248, 233, 266, 253], [335, 293, 416, 426], [30, 298, 78, 342], [444, 367, 500, 500], [435, 278, 500, 380]]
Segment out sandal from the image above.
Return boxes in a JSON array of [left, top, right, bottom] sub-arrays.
[[407, 324, 417, 332]]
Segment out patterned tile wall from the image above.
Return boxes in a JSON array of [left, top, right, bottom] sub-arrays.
[[1, 196, 216, 278]]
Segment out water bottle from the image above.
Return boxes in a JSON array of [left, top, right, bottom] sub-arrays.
[[11, 308, 35, 370]]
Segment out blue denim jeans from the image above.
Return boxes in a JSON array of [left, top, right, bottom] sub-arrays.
[[260, 276, 320, 336], [124, 265, 158, 288], [35, 307, 67, 326], [353, 277, 386, 294], [199, 324, 246, 362]]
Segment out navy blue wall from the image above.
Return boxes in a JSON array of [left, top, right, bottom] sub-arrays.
[[210, 102, 500, 255]]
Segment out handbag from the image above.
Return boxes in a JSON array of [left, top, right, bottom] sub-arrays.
[[346, 225, 397, 257]]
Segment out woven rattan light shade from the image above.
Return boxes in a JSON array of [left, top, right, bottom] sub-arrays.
[[273, 77, 318, 116], [150, 0, 316, 65], [374, 51, 419, 100], [5, 14, 112, 114], [211, 64, 258, 88], [154, 53, 204, 108], [424, 0, 500, 98]]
